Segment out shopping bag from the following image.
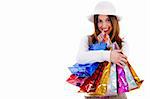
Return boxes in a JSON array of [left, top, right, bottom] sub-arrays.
[[79, 61, 108, 93], [126, 62, 144, 90], [105, 63, 117, 96], [68, 62, 99, 77], [89, 42, 107, 50], [117, 65, 129, 93], [94, 62, 111, 96], [66, 74, 88, 87]]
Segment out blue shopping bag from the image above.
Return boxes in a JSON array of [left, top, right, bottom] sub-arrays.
[[68, 62, 99, 77], [89, 42, 107, 50]]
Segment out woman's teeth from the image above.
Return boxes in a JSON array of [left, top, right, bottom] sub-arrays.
[[103, 29, 109, 32]]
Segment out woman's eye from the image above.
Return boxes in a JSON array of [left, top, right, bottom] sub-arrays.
[[98, 20, 102, 23], [106, 19, 110, 22]]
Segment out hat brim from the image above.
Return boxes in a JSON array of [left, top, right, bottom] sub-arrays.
[[88, 14, 121, 22]]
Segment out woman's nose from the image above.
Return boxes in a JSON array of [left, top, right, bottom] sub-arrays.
[[102, 22, 107, 28]]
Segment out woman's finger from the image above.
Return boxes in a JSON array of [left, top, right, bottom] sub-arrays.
[[101, 30, 105, 34], [119, 53, 127, 59], [97, 35, 102, 42], [121, 58, 127, 63], [119, 60, 126, 66], [116, 62, 124, 68], [115, 50, 122, 53]]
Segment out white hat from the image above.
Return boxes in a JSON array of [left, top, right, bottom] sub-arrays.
[[88, 1, 121, 22]]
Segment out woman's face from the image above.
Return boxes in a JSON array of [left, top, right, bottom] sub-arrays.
[[97, 15, 112, 35]]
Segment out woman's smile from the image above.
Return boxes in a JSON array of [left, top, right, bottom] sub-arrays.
[[103, 27, 110, 33]]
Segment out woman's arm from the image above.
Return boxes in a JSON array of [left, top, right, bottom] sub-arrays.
[[121, 38, 129, 57], [76, 36, 111, 64]]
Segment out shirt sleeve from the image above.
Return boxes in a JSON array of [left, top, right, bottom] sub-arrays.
[[121, 38, 129, 57], [75, 35, 111, 64]]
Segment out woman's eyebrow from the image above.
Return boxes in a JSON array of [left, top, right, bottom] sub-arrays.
[[105, 17, 109, 20]]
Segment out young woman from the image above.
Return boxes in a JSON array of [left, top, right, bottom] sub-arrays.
[[75, 2, 128, 99]]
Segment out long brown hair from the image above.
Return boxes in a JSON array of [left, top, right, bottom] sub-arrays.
[[88, 15, 123, 48]]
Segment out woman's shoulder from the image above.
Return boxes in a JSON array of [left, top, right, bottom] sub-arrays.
[[80, 35, 91, 42], [121, 36, 128, 46], [78, 35, 92, 46], [81, 35, 91, 39]]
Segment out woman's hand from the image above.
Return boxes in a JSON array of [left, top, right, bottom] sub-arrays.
[[110, 50, 127, 68]]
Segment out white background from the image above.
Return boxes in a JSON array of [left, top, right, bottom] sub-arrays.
[[0, 0, 149, 99]]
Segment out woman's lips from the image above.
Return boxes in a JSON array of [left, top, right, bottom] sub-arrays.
[[103, 29, 109, 32]]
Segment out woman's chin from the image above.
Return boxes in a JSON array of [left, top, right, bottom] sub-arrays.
[[104, 31, 110, 35]]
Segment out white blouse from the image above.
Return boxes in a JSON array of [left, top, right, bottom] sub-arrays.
[[76, 35, 129, 64]]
